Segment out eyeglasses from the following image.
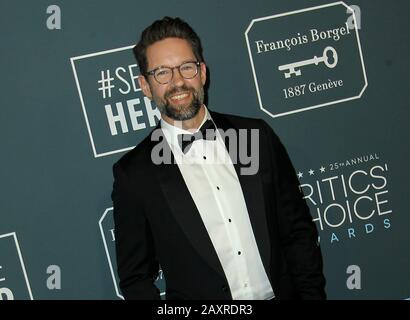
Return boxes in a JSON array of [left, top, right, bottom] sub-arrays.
[[146, 61, 201, 84]]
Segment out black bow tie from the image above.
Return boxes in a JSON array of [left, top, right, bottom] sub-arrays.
[[177, 119, 217, 153]]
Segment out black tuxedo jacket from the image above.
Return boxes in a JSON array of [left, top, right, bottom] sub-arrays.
[[111, 110, 326, 300]]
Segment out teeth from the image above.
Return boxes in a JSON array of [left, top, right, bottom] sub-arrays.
[[170, 93, 189, 100]]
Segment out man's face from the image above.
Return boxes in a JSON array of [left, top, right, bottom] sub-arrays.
[[138, 37, 207, 121]]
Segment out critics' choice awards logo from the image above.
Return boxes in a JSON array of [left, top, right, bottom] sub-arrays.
[[71, 46, 161, 158], [0, 232, 33, 300], [245, 1, 367, 118], [296, 153, 392, 244], [99, 209, 166, 299]]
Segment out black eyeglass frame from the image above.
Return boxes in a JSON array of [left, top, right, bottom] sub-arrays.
[[145, 61, 201, 84]]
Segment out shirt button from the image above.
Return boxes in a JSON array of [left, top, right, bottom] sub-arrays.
[[228, 219, 232, 223], [203, 156, 206, 160], [244, 283, 248, 288], [238, 251, 241, 255], [217, 186, 220, 190]]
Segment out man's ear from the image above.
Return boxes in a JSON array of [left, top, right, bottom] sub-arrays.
[[200, 62, 207, 86], [138, 75, 153, 100]]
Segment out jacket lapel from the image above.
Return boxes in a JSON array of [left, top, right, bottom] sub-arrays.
[[152, 131, 226, 278], [150, 110, 272, 279]]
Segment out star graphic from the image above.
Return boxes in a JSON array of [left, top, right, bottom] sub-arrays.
[[320, 166, 326, 173], [308, 169, 315, 175], [297, 172, 303, 178]]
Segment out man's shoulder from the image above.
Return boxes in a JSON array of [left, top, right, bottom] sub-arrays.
[[113, 128, 158, 172], [211, 110, 282, 148], [210, 110, 267, 129]]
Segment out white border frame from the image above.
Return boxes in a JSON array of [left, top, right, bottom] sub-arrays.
[[98, 208, 166, 299], [244, 1, 368, 118], [70, 45, 142, 158], [0, 232, 34, 300], [99, 208, 124, 299]]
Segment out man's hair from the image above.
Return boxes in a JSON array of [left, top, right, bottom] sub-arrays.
[[133, 16, 204, 76]]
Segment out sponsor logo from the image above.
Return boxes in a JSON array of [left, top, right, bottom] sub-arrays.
[[0, 232, 33, 300], [99, 208, 166, 299], [245, 2, 367, 118], [71, 46, 160, 157]]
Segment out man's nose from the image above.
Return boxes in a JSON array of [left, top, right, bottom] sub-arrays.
[[171, 68, 185, 86]]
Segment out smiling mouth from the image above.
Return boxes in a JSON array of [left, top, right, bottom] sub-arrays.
[[169, 92, 190, 101]]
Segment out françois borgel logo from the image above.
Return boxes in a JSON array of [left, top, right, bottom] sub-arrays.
[[245, 1, 367, 118], [70, 46, 161, 158], [297, 153, 392, 245], [99, 209, 166, 299], [0, 232, 33, 300]]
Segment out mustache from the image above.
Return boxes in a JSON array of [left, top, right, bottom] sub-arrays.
[[165, 85, 195, 99]]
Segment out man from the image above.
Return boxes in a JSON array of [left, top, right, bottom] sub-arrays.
[[111, 16, 326, 300]]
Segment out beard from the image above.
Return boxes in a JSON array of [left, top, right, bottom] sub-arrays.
[[154, 84, 204, 121]]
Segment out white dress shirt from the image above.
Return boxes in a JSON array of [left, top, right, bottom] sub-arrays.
[[160, 106, 274, 300]]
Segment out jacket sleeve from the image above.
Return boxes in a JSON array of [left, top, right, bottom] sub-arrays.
[[111, 161, 161, 300], [261, 120, 326, 299]]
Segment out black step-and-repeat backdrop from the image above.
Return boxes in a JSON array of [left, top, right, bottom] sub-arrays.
[[1, 0, 409, 299]]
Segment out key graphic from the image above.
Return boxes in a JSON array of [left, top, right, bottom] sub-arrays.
[[278, 46, 338, 78]]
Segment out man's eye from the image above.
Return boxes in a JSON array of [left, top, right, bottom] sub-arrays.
[[156, 69, 170, 77], [181, 65, 194, 71]]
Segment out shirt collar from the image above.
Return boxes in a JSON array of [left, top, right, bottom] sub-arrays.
[[160, 105, 214, 149]]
